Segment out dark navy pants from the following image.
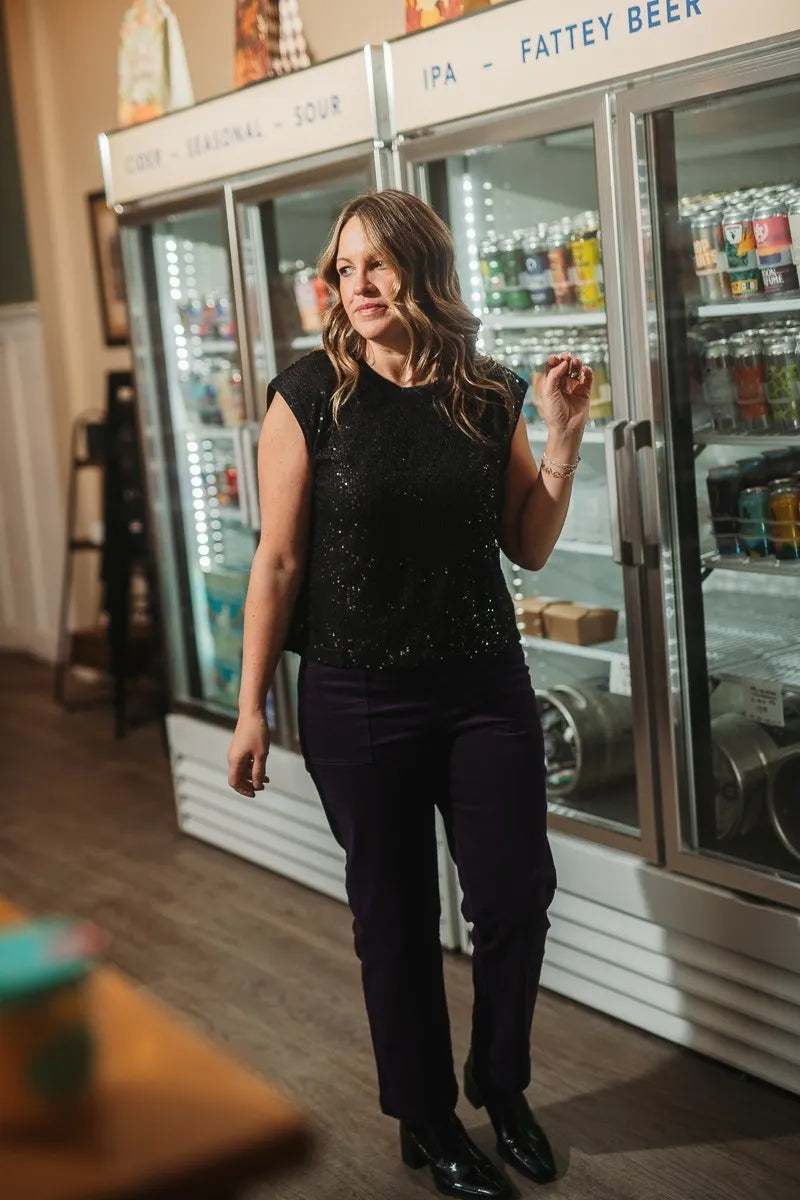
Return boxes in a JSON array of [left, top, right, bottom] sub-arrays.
[[297, 639, 556, 1126]]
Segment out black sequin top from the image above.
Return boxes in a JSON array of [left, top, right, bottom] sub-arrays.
[[267, 349, 528, 669]]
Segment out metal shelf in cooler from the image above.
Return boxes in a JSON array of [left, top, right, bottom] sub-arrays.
[[188, 338, 239, 356], [694, 431, 800, 449], [479, 310, 606, 331], [522, 633, 628, 665], [705, 595, 800, 692], [701, 552, 800, 577], [696, 297, 800, 319]]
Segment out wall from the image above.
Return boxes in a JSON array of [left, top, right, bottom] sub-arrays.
[[1, 0, 403, 642]]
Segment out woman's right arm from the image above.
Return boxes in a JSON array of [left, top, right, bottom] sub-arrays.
[[227, 392, 311, 797]]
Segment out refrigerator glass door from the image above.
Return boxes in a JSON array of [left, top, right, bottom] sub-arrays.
[[418, 123, 650, 844], [139, 205, 269, 722], [634, 75, 800, 899], [238, 170, 371, 406]]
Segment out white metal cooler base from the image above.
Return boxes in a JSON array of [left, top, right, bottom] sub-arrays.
[[167, 713, 461, 950], [456, 832, 800, 1097]]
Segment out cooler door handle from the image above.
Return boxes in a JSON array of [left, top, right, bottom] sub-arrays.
[[232, 426, 254, 530], [626, 419, 660, 569], [604, 419, 632, 566]]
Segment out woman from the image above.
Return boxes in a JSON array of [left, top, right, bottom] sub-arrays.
[[228, 189, 591, 1198]]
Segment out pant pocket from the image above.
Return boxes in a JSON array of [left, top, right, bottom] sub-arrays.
[[298, 660, 374, 765]]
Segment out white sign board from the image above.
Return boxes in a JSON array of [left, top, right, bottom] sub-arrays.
[[387, 0, 800, 133], [743, 678, 785, 729], [102, 51, 376, 206]]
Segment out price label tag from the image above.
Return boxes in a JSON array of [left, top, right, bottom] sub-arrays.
[[609, 657, 632, 697], [743, 679, 785, 728]]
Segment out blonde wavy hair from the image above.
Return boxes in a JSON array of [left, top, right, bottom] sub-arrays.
[[317, 189, 514, 442]]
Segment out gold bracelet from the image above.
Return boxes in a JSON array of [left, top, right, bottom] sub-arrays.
[[541, 451, 581, 479]]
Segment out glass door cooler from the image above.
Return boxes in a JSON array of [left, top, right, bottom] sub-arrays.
[[619, 51, 800, 908], [393, 96, 662, 863], [122, 201, 262, 724]]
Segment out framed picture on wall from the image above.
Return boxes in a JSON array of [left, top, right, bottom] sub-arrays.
[[87, 191, 129, 346]]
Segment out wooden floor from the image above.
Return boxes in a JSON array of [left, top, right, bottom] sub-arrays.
[[2, 653, 800, 1200]]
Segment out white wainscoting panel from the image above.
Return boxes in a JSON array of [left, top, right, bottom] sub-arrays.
[[0, 304, 63, 660], [167, 714, 461, 950]]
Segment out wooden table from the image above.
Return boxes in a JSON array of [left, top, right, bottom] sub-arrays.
[[0, 900, 313, 1199]]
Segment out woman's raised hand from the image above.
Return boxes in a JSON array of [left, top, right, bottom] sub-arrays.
[[540, 353, 593, 437]]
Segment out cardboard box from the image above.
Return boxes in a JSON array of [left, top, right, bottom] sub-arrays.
[[542, 603, 619, 646], [516, 597, 565, 638]]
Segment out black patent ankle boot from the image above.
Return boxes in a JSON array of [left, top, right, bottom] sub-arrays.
[[464, 1054, 557, 1185], [399, 1111, 512, 1198]]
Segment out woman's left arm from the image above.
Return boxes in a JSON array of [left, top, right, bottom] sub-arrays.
[[500, 354, 592, 572]]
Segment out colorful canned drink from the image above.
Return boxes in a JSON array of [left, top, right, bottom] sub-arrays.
[[504, 286, 533, 311], [497, 236, 525, 289], [707, 465, 743, 556], [753, 200, 800, 295], [737, 456, 771, 488], [484, 289, 507, 312], [764, 334, 800, 432], [520, 225, 555, 308], [546, 225, 577, 308], [723, 203, 763, 299], [690, 208, 730, 301], [788, 194, 800, 268], [769, 482, 800, 560], [569, 211, 605, 310], [731, 334, 770, 430], [702, 339, 738, 432], [738, 486, 772, 557], [479, 240, 506, 291]]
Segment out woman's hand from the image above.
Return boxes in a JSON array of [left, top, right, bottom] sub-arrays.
[[540, 353, 593, 437], [228, 713, 271, 798]]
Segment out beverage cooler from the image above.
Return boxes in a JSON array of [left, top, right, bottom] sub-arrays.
[[384, 0, 800, 1094], [100, 48, 462, 947]]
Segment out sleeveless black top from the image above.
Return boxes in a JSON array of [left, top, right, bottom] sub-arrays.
[[267, 349, 527, 669]]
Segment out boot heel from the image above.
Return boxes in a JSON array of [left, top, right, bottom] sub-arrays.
[[399, 1123, 427, 1169], [463, 1062, 485, 1111]]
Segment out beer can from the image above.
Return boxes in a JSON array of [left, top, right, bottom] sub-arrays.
[[738, 486, 772, 558], [707, 464, 743, 556], [730, 334, 770, 430], [569, 211, 605, 310], [788, 194, 800, 268], [760, 449, 799, 484], [722, 203, 763, 299], [752, 199, 800, 295], [702, 339, 738, 432], [546, 225, 577, 308], [520, 226, 555, 308], [497, 236, 526, 288], [737, 457, 771, 488], [764, 334, 800, 432], [485, 289, 507, 312], [577, 341, 613, 422], [690, 208, 730, 301], [768, 481, 800, 560], [504, 286, 533, 311], [479, 240, 506, 291]]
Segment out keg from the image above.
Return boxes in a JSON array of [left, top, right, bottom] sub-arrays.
[[767, 745, 800, 862], [710, 713, 775, 841], [537, 684, 634, 796]]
